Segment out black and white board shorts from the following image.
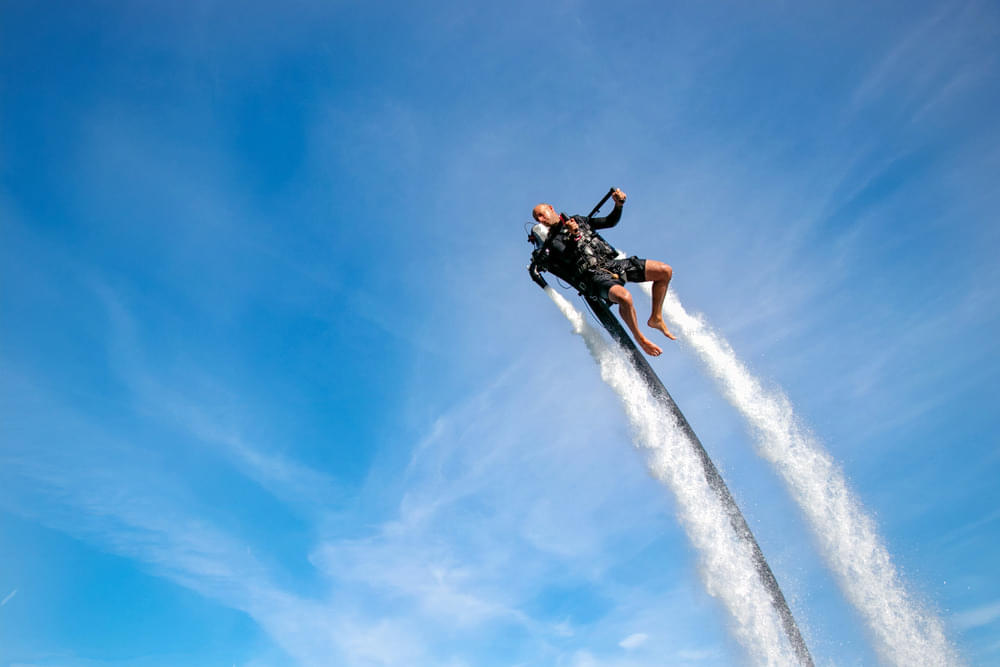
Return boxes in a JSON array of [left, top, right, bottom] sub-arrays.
[[587, 256, 647, 302]]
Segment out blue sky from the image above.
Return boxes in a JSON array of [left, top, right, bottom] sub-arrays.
[[1, 0, 998, 664]]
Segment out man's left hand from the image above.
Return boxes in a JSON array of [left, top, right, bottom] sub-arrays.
[[612, 188, 627, 205]]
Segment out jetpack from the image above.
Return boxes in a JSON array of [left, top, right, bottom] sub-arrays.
[[526, 188, 814, 667]]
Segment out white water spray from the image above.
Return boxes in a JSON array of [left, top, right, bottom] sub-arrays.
[[651, 286, 959, 666], [545, 287, 800, 666]]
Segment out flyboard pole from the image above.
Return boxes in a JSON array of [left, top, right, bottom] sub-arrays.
[[529, 189, 814, 667], [582, 294, 814, 667]]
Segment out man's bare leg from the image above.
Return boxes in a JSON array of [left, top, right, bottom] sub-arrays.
[[644, 260, 677, 341], [608, 285, 662, 356]]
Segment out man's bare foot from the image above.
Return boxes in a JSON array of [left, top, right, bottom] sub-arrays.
[[638, 337, 662, 356], [648, 317, 677, 341]]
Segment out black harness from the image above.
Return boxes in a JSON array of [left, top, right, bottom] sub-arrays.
[[530, 214, 620, 294]]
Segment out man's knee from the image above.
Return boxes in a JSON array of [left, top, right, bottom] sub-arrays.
[[608, 285, 632, 305], [646, 260, 672, 281]]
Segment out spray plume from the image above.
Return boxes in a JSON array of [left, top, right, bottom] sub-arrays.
[[545, 287, 802, 665], [651, 286, 959, 666]]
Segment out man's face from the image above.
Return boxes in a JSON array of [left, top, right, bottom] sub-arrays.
[[532, 203, 560, 226]]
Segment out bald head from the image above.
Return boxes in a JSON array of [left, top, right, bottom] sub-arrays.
[[532, 203, 561, 226]]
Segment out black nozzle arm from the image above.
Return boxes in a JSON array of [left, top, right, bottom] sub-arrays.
[[528, 262, 548, 288], [587, 187, 617, 219]]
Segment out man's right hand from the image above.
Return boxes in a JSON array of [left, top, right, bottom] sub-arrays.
[[612, 188, 627, 205]]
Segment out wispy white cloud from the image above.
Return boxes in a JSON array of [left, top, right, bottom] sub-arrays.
[[86, 278, 344, 517], [0, 348, 729, 665], [953, 600, 1000, 631], [4, 2, 998, 665], [849, 3, 954, 111], [1, 589, 16, 606], [848, 1, 996, 122], [310, 361, 699, 651], [618, 632, 648, 650], [675, 647, 721, 662], [3, 444, 349, 665]]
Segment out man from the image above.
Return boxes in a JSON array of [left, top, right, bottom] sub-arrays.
[[530, 188, 675, 356]]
